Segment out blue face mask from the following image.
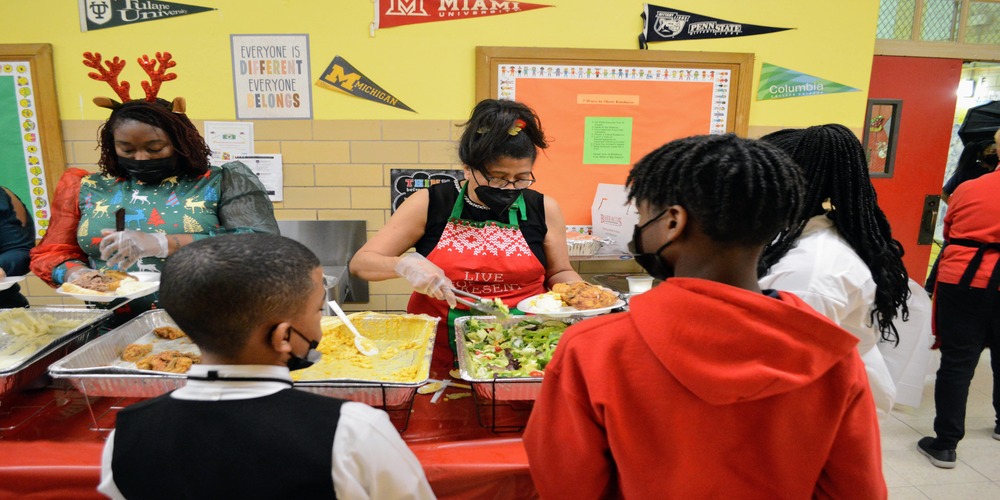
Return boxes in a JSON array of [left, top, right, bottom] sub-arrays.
[[628, 209, 673, 281], [286, 327, 322, 371]]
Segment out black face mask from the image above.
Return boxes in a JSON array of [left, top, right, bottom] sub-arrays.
[[474, 185, 522, 217], [981, 154, 998, 170], [286, 327, 322, 371], [628, 209, 673, 281], [117, 156, 178, 183]]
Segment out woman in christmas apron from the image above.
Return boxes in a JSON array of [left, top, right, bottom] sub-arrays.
[[351, 99, 582, 371]]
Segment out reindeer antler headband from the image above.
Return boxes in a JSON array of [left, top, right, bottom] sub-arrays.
[[82, 51, 186, 113]]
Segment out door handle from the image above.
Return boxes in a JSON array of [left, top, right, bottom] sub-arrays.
[[917, 194, 941, 245]]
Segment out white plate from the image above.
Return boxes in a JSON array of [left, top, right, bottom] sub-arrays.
[[56, 272, 160, 303], [0, 276, 25, 292], [517, 293, 625, 318]]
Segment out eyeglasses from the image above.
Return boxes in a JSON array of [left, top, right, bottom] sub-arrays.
[[478, 171, 535, 189]]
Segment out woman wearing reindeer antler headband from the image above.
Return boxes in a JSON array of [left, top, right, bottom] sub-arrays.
[[30, 52, 278, 321]]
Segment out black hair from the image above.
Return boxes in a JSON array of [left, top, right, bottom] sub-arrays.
[[759, 124, 910, 344], [159, 233, 320, 358], [626, 134, 804, 246], [458, 99, 548, 173], [943, 138, 997, 195], [97, 100, 211, 177]]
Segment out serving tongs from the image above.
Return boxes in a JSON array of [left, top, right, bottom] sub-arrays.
[[450, 288, 510, 320]]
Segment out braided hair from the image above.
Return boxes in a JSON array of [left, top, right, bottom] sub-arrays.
[[759, 124, 910, 344], [458, 99, 548, 172], [626, 134, 804, 246], [97, 99, 211, 177]]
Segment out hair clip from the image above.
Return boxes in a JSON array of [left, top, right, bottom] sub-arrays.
[[508, 119, 526, 136], [476, 127, 489, 134]]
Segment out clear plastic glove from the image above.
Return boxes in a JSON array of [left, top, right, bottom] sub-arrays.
[[62, 265, 95, 285], [394, 253, 457, 308], [99, 229, 168, 270]]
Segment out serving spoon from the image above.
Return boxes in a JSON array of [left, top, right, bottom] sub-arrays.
[[327, 300, 378, 357]]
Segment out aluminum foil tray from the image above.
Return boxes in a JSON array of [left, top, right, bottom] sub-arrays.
[[0, 307, 111, 397], [293, 313, 439, 407], [50, 310, 438, 408], [455, 315, 573, 402]]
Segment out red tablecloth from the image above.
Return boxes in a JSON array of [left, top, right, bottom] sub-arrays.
[[0, 379, 537, 499]]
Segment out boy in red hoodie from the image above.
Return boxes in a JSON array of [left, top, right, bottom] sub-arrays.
[[524, 134, 886, 499]]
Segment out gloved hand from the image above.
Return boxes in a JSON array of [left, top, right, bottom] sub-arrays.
[[394, 253, 457, 308], [99, 229, 168, 270], [61, 265, 95, 285]]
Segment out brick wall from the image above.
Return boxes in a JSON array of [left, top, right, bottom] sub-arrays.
[[20, 119, 642, 311]]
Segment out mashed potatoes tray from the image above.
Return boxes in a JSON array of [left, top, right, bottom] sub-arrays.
[[50, 310, 438, 407]]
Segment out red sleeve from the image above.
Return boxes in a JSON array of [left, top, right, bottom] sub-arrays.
[[29, 169, 89, 287], [523, 340, 619, 499], [813, 356, 888, 499]]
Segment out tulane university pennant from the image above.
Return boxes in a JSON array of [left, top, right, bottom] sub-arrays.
[[79, 0, 215, 32], [639, 4, 791, 48]]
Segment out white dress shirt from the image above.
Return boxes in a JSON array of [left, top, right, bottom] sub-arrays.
[[759, 215, 897, 415], [98, 364, 436, 500]]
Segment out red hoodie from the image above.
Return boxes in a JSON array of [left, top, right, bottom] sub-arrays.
[[524, 278, 885, 500]]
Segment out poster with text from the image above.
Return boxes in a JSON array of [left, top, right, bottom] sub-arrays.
[[234, 154, 283, 202], [205, 121, 254, 166], [390, 169, 464, 213], [231, 34, 311, 119]]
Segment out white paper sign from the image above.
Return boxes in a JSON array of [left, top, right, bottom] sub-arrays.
[[235, 154, 284, 202], [591, 183, 640, 254], [231, 34, 312, 119], [205, 121, 254, 166]]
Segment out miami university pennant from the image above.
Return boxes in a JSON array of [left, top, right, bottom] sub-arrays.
[[373, 0, 552, 30]]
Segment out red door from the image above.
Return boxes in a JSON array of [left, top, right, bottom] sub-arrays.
[[867, 56, 963, 281]]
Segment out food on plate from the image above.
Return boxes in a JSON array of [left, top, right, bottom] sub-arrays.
[[527, 292, 566, 313], [60, 270, 155, 297], [290, 313, 435, 383], [463, 318, 569, 379], [121, 343, 153, 362], [153, 326, 186, 340], [135, 350, 201, 373], [551, 281, 618, 310]]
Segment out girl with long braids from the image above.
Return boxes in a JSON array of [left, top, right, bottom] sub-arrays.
[[758, 123, 914, 416], [351, 99, 582, 370], [31, 52, 278, 323]]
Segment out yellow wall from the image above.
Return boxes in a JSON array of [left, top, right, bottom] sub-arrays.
[[1, 1, 879, 126]]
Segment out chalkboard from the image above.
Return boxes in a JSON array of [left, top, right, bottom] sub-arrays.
[[476, 46, 753, 225], [0, 44, 65, 238]]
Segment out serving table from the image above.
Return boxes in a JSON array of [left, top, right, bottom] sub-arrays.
[[0, 351, 538, 499]]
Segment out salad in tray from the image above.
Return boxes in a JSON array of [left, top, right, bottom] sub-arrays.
[[463, 318, 569, 379]]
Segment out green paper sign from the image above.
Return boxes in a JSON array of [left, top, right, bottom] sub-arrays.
[[757, 63, 859, 100], [583, 117, 633, 165]]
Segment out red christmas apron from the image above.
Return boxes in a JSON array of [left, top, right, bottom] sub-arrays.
[[407, 183, 546, 369]]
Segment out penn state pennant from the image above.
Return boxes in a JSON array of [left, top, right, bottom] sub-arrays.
[[315, 56, 415, 112], [79, 0, 215, 32], [639, 4, 791, 48], [372, 0, 551, 31]]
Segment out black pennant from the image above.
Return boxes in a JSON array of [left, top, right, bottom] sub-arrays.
[[639, 4, 792, 49], [79, 0, 215, 32]]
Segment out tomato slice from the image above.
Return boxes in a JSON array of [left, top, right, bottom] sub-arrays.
[[529, 370, 544, 377]]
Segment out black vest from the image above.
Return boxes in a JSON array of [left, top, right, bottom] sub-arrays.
[[112, 389, 344, 500]]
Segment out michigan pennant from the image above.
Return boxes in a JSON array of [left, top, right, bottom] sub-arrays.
[[79, 0, 215, 32], [757, 63, 860, 100], [316, 56, 415, 112], [639, 4, 790, 48], [373, 0, 551, 31]]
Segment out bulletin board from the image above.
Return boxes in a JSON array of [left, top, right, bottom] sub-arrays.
[[0, 44, 65, 238], [476, 47, 753, 224]]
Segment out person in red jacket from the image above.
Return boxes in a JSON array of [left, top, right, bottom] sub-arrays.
[[523, 134, 886, 499], [917, 128, 1000, 469]]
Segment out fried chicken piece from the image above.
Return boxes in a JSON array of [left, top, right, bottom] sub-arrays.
[[121, 343, 152, 362], [552, 281, 618, 310], [135, 350, 201, 373], [153, 326, 186, 340]]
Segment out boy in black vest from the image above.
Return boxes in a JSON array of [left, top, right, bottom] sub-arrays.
[[98, 233, 435, 499]]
